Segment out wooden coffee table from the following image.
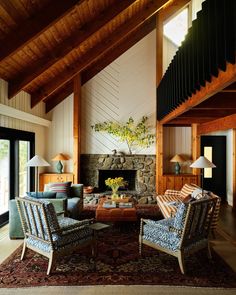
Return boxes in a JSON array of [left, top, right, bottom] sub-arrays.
[[95, 198, 137, 222]]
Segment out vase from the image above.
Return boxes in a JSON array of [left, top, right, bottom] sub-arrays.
[[111, 188, 119, 200]]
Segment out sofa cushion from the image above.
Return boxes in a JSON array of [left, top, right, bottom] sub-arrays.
[[26, 191, 57, 199], [48, 181, 72, 199], [180, 184, 198, 198]]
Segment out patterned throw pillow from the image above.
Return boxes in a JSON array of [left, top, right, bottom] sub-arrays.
[[180, 184, 198, 198], [191, 188, 209, 200], [49, 181, 72, 199], [26, 191, 57, 199]]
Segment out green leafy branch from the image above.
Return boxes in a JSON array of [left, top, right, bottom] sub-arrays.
[[91, 116, 155, 154]]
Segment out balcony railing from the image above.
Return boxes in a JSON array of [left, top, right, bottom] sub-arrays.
[[157, 0, 235, 121]]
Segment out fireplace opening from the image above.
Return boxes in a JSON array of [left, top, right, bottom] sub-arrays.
[[98, 169, 137, 192]]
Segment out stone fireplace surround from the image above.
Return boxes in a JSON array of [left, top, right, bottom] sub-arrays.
[[80, 154, 156, 195]]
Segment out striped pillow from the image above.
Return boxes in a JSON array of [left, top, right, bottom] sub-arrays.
[[180, 184, 198, 198], [49, 181, 72, 199]]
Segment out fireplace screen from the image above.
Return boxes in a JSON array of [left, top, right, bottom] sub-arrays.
[[98, 169, 137, 192]]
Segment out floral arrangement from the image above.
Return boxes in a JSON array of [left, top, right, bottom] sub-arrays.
[[92, 116, 155, 154], [105, 177, 127, 198]]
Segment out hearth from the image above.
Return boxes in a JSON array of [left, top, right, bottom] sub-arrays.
[[98, 169, 136, 192]]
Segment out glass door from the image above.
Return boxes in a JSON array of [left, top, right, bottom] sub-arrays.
[[0, 140, 10, 218], [19, 141, 30, 197], [0, 127, 35, 226]]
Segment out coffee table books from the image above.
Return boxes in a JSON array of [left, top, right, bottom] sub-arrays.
[[103, 200, 116, 208], [118, 202, 133, 208]]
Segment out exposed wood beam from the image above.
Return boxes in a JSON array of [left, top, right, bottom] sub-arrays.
[[73, 74, 81, 183], [45, 80, 73, 113], [197, 113, 236, 135], [81, 17, 156, 85], [193, 92, 236, 109], [0, 0, 85, 64], [166, 118, 216, 124], [45, 17, 156, 112], [8, 0, 138, 99], [160, 63, 236, 124], [31, 0, 169, 107], [179, 109, 236, 118], [221, 82, 236, 92], [159, 0, 190, 21]]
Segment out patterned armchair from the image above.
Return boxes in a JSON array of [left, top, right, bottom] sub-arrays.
[[16, 196, 95, 275], [139, 197, 217, 274]]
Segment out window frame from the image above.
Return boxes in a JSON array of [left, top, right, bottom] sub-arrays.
[[0, 127, 35, 226]]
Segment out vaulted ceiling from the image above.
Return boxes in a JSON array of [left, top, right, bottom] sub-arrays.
[[0, 0, 174, 112]]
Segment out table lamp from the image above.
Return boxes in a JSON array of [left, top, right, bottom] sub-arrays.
[[52, 153, 69, 173], [190, 156, 216, 196], [170, 154, 186, 174], [26, 155, 50, 193]]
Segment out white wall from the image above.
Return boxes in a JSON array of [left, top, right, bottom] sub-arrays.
[[47, 31, 157, 171], [192, 0, 204, 21], [0, 78, 49, 173], [163, 37, 178, 75], [203, 130, 233, 206], [46, 94, 74, 173], [81, 30, 157, 155]]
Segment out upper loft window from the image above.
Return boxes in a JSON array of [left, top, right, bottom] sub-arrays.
[[163, 7, 189, 47]]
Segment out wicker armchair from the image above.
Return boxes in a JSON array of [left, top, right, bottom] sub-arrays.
[[139, 197, 217, 274], [16, 196, 95, 275]]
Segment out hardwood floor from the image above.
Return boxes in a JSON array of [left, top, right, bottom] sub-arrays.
[[218, 203, 236, 242]]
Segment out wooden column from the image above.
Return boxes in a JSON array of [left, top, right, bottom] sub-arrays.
[[233, 129, 236, 211], [156, 12, 164, 194], [73, 74, 81, 183], [191, 124, 200, 185], [156, 122, 164, 193]]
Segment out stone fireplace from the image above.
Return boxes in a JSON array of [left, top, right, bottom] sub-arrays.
[[80, 154, 156, 194]]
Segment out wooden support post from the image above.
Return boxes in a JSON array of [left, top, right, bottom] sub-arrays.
[[73, 74, 81, 183], [156, 122, 164, 194], [233, 129, 236, 211], [191, 124, 200, 184], [155, 12, 164, 194]]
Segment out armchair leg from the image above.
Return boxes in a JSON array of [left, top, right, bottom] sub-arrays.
[[177, 252, 185, 274], [47, 252, 55, 275], [139, 236, 143, 256], [21, 241, 27, 260]]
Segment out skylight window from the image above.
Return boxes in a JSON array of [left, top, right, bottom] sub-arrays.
[[163, 8, 188, 47]]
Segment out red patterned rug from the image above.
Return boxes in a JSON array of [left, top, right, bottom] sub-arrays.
[[0, 223, 235, 288]]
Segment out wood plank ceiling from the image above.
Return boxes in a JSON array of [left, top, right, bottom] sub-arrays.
[[0, 0, 169, 112]]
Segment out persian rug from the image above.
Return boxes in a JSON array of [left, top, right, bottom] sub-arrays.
[[0, 224, 235, 288]]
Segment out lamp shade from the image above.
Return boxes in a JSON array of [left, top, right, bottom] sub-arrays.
[[26, 155, 50, 167], [170, 154, 185, 163], [52, 153, 69, 161], [190, 156, 216, 168]]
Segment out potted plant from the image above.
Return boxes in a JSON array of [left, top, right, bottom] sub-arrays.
[[105, 177, 127, 199]]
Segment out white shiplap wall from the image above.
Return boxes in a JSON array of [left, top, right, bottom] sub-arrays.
[[81, 30, 157, 155], [0, 78, 49, 172]]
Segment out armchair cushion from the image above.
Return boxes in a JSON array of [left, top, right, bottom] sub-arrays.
[[48, 181, 72, 199], [70, 184, 83, 198], [180, 184, 198, 198]]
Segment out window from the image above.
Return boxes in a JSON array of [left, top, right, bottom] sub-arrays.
[[164, 7, 189, 47], [0, 127, 35, 226]]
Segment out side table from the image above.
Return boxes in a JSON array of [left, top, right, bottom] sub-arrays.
[[89, 222, 110, 270]]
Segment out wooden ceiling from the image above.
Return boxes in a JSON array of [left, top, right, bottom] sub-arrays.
[[0, 0, 172, 112]]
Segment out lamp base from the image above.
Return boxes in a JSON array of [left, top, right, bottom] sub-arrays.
[[174, 162, 181, 175], [56, 160, 63, 174]]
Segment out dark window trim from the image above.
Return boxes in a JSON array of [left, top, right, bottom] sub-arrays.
[[0, 127, 35, 226]]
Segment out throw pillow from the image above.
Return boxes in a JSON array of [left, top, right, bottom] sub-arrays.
[[26, 191, 57, 199], [180, 183, 198, 198], [191, 188, 209, 200], [48, 181, 72, 199]]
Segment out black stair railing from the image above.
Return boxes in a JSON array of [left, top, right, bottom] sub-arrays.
[[157, 0, 235, 121]]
